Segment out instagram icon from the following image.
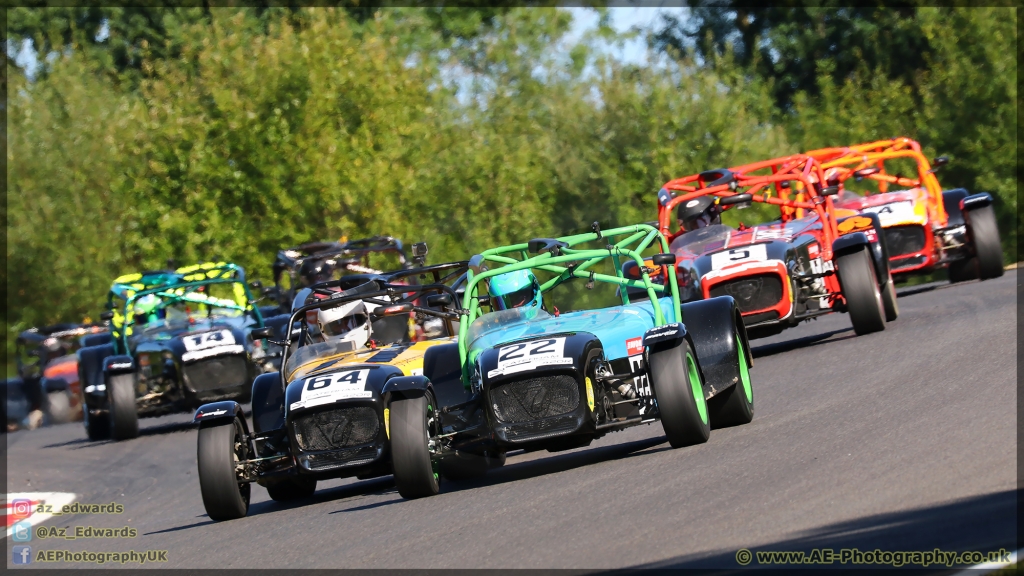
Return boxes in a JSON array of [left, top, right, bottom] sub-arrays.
[[11, 498, 33, 520]]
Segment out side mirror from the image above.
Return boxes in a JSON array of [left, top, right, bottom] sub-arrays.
[[411, 242, 428, 266], [931, 156, 949, 170], [372, 303, 414, 319], [426, 293, 453, 308], [820, 186, 840, 197], [651, 253, 676, 266], [99, 311, 114, 321], [251, 327, 273, 339], [778, 180, 791, 190], [853, 166, 881, 180], [249, 279, 264, 291], [718, 193, 753, 208]]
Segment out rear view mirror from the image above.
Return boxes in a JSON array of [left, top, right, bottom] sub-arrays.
[[251, 327, 273, 339], [372, 303, 414, 319], [651, 253, 677, 266], [425, 293, 452, 308], [820, 186, 840, 197], [99, 311, 114, 321], [853, 167, 881, 180], [718, 193, 753, 208]]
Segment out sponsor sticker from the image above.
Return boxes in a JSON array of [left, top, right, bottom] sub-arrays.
[[808, 244, 820, 257], [626, 337, 643, 356]]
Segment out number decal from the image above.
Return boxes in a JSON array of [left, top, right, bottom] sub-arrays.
[[528, 339, 557, 356], [291, 369, 372, 411], [498, 343, 527, 363], [859, 201, 916, 226], [710, 244, 768, 270], [490, 337, 571, 378], [729, 249, 750, 261], [183, 330, 235, 351]]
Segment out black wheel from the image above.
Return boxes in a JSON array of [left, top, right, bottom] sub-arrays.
[[707, 327, 754, 429], [967, 204, 1004, 280], [77, 349, 110, 440], [947, 257, 979, 283], [265, 477, 317, 502], [649, 339, 710, 448], [107, 373, 139, 440], [197, 418, 251, 521], [390, 392, 440, 498], [46, 390, 72, 425], [881, 274, 899, 322], [836, 247, 886, 336]]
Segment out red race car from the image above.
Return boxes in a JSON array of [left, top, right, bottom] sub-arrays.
[[641, 154, 897, 339], [806, 138, 1004, 283]]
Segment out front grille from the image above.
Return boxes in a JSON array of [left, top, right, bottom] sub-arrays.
[[182, 355, 248, 393], [490, 375, 580, 424], [503, 414, 580, 442], [300, 445, 380, 471], [892, 255, 928, 271], [709, 274, 783, 313], [293, 407, 379, 452], [742, 310, 780, 326], [884, 225, 927, 257]]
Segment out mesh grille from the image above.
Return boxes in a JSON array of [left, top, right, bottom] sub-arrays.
[[301, 445, 380, 471], [504, 415, 580, 442], [490, 375, 579, 424], [884, 225, 928, 257], [183, 355, 248, 393], [742, 310, 780, 326], [293, 406, 379, 452], [892, 255, 928, 271], [709, 274, 783, 313]]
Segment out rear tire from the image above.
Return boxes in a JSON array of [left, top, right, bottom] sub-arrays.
[[390, 393, 440, 498], [967, 204, 1004, 280], [46, 391, 72, 425], [197, 418, 251, 521], [649, 339, 710, 448], [107, 373, 139, 440], [836, 247, 886, 336], [707, 328, 754, 429], [265, 477, 317, 502], [881, 274, 899, 322]]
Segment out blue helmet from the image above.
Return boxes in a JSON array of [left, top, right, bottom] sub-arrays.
[[488, 269, 542, 312]]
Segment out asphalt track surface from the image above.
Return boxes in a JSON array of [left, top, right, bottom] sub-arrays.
[[5, 271, 1018, 570]]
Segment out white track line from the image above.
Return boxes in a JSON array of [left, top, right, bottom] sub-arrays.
[[5, 492, 77, 538], [952, 547, 1020, 574]]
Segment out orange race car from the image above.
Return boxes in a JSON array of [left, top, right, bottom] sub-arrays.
[[641, 154, 897, 339], [805, 138, 1004, 283]]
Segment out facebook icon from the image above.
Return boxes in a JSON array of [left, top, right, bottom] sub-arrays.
[[13, 545, 33, 565]]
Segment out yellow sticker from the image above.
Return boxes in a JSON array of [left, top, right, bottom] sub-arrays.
[[585, 377, 595, 412], [383, 408, 390, 439]]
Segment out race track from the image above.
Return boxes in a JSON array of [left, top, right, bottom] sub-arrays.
[[5, 271, 1018, 570]]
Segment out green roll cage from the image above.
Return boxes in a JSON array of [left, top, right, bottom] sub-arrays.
[[457, 223, 682, 375]]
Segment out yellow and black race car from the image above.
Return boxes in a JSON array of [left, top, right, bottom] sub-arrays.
[[191, 261, 484, 521]]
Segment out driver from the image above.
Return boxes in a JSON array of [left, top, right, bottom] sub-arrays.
[[487, 269, 543, 318], [306, 298, 379, 348], [677, 196, 722, 232]]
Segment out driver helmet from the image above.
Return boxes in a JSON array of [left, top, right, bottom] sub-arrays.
[[299, 258, 335, 286], [305, 298, 379, 348], [133, 294, 162, 325], [677, 196, 722, 232], [488, 269, 542, 313]]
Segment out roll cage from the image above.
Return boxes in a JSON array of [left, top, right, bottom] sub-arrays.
[[457, 224, 683, 377], [657, 154, 841, 261], [272, 236, 415, 300]]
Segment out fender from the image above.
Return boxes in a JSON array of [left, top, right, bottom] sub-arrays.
[[832, 232, 870, 259], [382, 375, 434, 402], [77, 344, 114, 400], [960, 192, 993, 213], [251, 372, 284, 434], [81, 332, 113, 348], [193, 400, 245, 425], [103, 355, 135, 378], [642, 322, 686, 349], [423, 342, 472, 408], [679, 295, 749, 397], [942, 189, 969, 228], [41, 377, 69, 394]]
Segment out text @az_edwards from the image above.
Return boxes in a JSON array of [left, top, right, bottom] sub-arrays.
[[735, 547, 1013, 567]]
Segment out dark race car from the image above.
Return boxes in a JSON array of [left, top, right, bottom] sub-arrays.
[[191, 261, 469, 521], [269, 236, 428, 313], [653, 155, 898, 339], [76, 262, 269, 441]]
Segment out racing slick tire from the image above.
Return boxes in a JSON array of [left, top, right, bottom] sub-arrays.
[[967, 204, 1004, 280], [707, 328, 754, 429], [46, 390, 72, 425], [265, 477, 317, 502], [947, 257, 979, 283], [78, 347, 111, 440], [881, 274, 899, 323], [390, 392, 440, 498], [107, 373, 139, 441], [836, 247, 886, 336], [197, 417, 251, 521], [649, 339, 710, 448]]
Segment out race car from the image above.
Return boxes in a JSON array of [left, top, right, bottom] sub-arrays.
[[269, 236, 427, 313], [192, 261, 470, 521], [75, 262, 268, 441], [654, 154, 898, 339], [806, 137, 1004, 283], [8, 323, 111, 430]]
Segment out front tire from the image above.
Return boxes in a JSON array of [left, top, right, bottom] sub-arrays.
[[836, 247, 886, 336], [107, 373, 139, 440], [881, 274, 899, 322], [707, 328, 754, 429], [197, 418, 251, 521], [390, 392, 440, 498], [967, 204, 1004, 280], [649, 339, 710, 448], [47, 390, 72, 425]]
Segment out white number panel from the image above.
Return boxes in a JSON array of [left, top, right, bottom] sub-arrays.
[[710, 244, 768, 270], [183, 330, 236, 351], [488, 337, 572, 379], [861, 201, 916, 226], [289, 369, 372, 411], [628, 354, 654, 417]]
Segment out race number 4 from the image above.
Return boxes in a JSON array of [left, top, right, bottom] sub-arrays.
[[710, 244, 768, 270]]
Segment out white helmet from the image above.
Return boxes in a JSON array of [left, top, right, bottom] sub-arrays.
[[305, 299, 378, 348]]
